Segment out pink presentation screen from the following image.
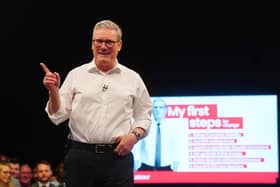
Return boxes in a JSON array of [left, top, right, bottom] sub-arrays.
[[132, 95, 278, 184]]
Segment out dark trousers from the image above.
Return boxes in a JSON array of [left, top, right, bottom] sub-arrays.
[[64, 144, 134, 187]]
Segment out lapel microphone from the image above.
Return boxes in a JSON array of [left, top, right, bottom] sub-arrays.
[[102, 84, 108, 92]]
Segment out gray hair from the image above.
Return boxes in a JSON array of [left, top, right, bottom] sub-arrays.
[[92, 19, 122, 41]]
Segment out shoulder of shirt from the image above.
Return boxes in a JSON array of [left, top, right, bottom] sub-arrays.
[[117, 63, 139, 75]]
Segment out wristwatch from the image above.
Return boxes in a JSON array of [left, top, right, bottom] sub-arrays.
[[132, 130, 141, 141]]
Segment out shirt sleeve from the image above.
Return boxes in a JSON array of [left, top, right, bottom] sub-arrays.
[[132, 74, 152, 136], [45, 70, 74, 125]]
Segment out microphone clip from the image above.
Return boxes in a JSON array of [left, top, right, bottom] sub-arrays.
[[102, 84, 108, 92]]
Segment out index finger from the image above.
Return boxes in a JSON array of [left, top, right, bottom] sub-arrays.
[[40, 62, 51, 73]]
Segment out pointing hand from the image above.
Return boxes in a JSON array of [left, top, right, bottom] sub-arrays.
[[40, 62, 60, 91]]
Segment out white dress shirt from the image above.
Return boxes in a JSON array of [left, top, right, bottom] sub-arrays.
[[46, 60, 152, 143]]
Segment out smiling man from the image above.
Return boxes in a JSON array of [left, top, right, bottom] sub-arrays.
[[40, 19, 152, 187]]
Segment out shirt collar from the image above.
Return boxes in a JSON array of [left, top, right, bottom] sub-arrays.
[[87, 59, 121, 74], [38, 181, 50, 187]]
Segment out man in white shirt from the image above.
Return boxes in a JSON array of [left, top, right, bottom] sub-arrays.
[[133, 98, 183, 171], [40, 19, 152, 187]]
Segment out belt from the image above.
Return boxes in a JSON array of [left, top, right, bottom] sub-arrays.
[[70, 140, 117, 153]]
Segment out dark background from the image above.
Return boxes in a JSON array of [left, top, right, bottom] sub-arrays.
[[1, 1, 279, 186]]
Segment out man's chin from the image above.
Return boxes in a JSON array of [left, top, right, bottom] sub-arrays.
[[96, 57, 110, 64]]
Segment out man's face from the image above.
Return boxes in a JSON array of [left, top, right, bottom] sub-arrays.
[[10, 163, 20, 178], [153, 99, 167, 123], [92, 28, 122, 72], [56, 162, 64, 177], [19, 165, 33, 184], [36, 164, 52, 183]]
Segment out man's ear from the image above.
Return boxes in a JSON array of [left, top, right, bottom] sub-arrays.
[[117, 40, 123, 51]]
